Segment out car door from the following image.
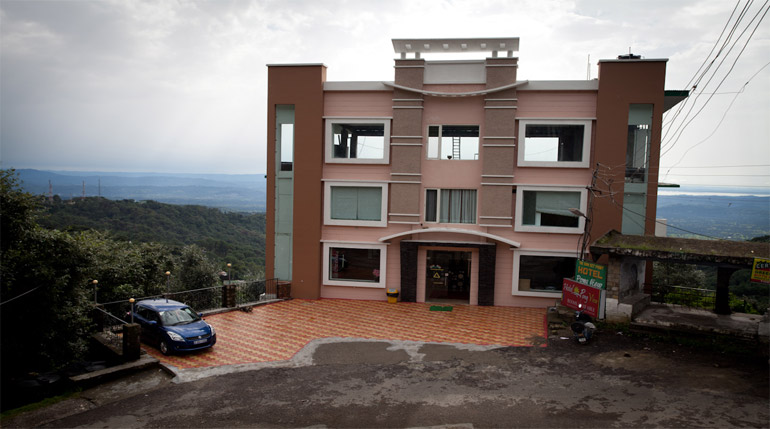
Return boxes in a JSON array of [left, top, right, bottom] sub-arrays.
[[136, 306, 160, 343]]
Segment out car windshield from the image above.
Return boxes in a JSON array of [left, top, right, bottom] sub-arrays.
[[159, 307, 200, 326]]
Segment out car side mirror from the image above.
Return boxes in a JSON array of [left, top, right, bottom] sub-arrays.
[[198, 313, 203, 318]]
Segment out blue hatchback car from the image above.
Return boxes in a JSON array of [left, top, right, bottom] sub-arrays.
[[129, 299, 216, 355]]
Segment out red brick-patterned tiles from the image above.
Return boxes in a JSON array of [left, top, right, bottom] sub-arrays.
[[145, 299, 547, 370]]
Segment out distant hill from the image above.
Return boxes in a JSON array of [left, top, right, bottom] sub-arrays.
[[37, 197, 266, 277], [15, 169, 266, 212], [657, 194, 770, 240]]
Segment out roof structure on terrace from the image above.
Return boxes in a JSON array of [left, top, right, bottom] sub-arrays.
[[589, 230, 769, 268]]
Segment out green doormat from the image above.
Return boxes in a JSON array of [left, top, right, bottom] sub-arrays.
[[429, 305, 453, 312]]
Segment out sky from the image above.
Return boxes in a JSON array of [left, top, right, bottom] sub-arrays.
[[1, 0, 768, 188]]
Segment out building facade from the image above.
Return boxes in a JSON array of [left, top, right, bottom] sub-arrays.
[[265, 38, 684, 309]]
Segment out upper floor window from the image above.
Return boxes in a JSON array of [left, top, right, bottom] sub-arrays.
[[427, 125, 479, 160], [626, 104, 653, 183], [425, 188, 477, 224], [324, 181, 388, 227], [514, 186, 586, 234], [517, 119, 592, 168], [325, 118, 390, 164]]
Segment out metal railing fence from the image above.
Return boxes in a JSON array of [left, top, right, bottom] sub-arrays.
[[92, 306, 125, 350], [650, 284, 716, 310]]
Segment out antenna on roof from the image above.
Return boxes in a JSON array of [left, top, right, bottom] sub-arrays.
[[587, 54, 591, 80]]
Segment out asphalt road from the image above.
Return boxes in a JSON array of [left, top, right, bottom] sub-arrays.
[[4, 330, 769, 428]]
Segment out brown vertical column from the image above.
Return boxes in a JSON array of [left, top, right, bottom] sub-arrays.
[[480, 57, 518, 228], [266, 64, 326, 299], [715, 267, 737, 315], [389, 59, 425, 225]]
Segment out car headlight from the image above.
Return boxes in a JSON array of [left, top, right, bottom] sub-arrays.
[[208, 324, 215, 336], [167, 331, 184, 342]]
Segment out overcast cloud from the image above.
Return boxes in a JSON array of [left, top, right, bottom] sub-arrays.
[[1, 0, 768, 187]]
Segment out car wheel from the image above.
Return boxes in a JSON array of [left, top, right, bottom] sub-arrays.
[[159, 340, 170, 355]]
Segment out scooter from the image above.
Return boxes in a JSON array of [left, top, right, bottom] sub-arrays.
[[570, 304, 596, 344]]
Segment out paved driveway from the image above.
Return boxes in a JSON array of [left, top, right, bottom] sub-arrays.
[[145, 299, 547, 369]]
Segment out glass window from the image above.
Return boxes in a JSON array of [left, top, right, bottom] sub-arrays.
[[522, 190, 580, 228], [330, 186, 382, 221], [332, 123, 385, 159], [276, 105, 295, 172], [425, 189, 477, 224], [427, 125, 479, 160], [515, 186, 587, 233], [517, 120, 591, 168], [329, 247, 381, 283], [324, 182, 387, 227], [524, 124, 584, 162], [518, 255, 576, 293], [325, 118, 390, 164], [626, 104, 653, 183]]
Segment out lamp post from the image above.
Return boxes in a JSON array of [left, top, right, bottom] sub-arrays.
[[165, 271, 171, 294], [92, 279, 99, 303], [129, 298, 135, 323], [226, 263, 232, 284]]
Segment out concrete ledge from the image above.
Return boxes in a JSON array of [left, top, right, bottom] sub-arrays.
[[69, 354, 159, 388], [631, 304, 764, 340]]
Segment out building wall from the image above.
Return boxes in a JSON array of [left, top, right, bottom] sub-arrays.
[[269, 54, 669, 309], [593, 60, 667, 239], [266, 64, 327, 299]]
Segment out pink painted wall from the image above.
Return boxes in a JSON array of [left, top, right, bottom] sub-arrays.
[[324, 91, 393, 117], [517, 91, 597, 118]]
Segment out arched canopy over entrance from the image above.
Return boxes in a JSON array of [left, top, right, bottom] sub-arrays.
[[379, 228, 520, 306]]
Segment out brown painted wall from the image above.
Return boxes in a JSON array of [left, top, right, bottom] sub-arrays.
[[266, 64, 326, 299], [593, 60, 667, 239]]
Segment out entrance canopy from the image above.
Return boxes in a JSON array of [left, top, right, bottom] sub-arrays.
[[379, 227, 521, 248]]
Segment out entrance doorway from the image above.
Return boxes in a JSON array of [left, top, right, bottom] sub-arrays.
[[426, 250, 471, 303]]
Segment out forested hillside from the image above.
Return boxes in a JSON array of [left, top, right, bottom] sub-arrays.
[[37, 197, 266, 277]]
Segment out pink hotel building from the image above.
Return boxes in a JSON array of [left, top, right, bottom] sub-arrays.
[[265, 38, 686, 311]]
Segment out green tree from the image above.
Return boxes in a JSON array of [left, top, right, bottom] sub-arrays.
[[1, 170, 93, 378], [176, 245, 218, 291]]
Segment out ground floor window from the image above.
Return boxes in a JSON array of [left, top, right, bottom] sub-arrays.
[[513, 250, 576, 297], [322, 242, 387, 288]]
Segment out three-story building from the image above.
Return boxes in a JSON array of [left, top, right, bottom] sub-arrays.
[[265, 37, 686, 310]]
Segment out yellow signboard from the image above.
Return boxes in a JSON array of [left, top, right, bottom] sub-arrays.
[[751, 258, 770, 284]]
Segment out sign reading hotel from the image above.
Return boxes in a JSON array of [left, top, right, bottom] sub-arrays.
[[561, 278, 603, 319], [750, 258, 770, 284], [574, 260, 606, 289]]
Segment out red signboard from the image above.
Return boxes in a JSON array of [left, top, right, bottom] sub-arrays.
[[561, 278, 603, 319]]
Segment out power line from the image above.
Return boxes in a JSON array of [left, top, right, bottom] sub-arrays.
[[661, 1, 769, 156], [608, 197, 726, 240]]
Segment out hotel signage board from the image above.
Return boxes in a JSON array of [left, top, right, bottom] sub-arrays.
[[561, 278, 604, 319], [574, 259, 606, 289]]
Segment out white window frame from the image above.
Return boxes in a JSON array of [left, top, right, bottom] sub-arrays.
[[512, 249, 576, 297], [517, 119, 592, 168], [424, 188, 478, 225], [514, 185, 587, 234], [324, 181, 388, 227], [323, 242, 387, 288], [325, 118, 391, 164]]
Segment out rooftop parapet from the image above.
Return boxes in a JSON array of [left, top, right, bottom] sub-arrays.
[[392, 37, 520, 59]]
